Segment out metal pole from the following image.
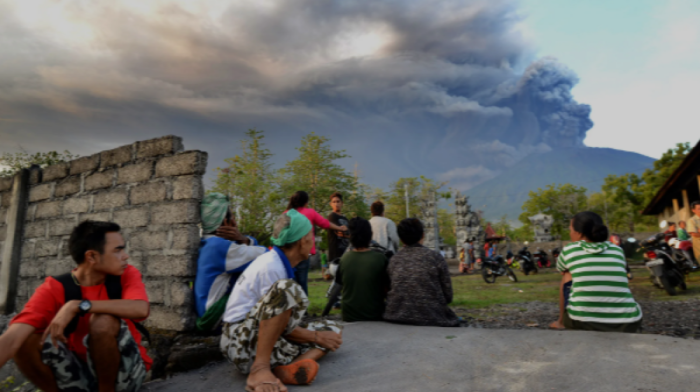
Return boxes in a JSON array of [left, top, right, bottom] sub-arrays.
[[404, 183, 410, 218], [433, 192, 440, 252]]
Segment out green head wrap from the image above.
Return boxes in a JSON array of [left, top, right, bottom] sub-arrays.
[[271, 209, 312, 247], [201, 192, 230, 233]]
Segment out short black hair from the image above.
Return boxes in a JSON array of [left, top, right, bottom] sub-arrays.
[[668, 221, 676, 227], [330, 192, 343, 201], [348, 217, 372, 249], [692, 201, 700, 210], [397, 218, 424, 246], [69, 221, 121, 264], [287, 191, 309, 210], [572, 211, 608, 243], [370, 201, 384, 216]]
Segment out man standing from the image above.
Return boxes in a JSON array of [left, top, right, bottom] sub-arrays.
[[327, 192, 350, 263], [687, 202, 700, 260], [0, 221, 151, 392], [369, 201, 399, 254]]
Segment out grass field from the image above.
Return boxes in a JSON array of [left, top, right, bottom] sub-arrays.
[[306, 264, 700, 315]]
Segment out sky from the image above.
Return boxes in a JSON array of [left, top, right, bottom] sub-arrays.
[[1, 0, 698, 190]]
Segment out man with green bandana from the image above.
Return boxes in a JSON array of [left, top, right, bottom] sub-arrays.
[[220, 210, 343, 391], [194, 192, 266, 331]]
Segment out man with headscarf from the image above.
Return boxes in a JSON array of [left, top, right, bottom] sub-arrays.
[[194, 193, 266, 331], [221, 210, 343, 392]]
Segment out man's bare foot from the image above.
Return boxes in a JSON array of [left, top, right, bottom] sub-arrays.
[[247, 365, 288, 392], [549, 320, 565, 330]]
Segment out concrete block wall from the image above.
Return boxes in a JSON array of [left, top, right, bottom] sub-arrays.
[[0, 177, 12, 273], [6, 135, 206, 331]]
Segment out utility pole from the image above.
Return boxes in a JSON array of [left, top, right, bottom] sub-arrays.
[[433, 191, 440, 252], [404, 183, 410, 218]]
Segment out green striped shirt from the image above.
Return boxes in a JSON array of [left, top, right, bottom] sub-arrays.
[[557, 241, 642, 324]]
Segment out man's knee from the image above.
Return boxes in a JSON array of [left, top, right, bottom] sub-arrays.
[[89, 314, 120, 338]]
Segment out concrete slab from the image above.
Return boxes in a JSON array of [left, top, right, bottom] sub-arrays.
[[143, 322, 699, 392]]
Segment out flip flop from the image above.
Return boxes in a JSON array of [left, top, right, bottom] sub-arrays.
[[273, 359, 320, 385]]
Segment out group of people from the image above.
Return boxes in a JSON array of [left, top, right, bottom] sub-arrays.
[[0, 186, 671, 392]]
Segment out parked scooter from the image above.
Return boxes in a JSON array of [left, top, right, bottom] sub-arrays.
[[551, 247, 561, 262], [506, 250, 521, 270], [481, 255, 518, 283], [631, 222, 687, 296], [533, 248, 551, 268], [667, 238, 700, 271], [516, 244, 538, 275]]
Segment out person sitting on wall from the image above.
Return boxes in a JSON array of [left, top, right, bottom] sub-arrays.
[[0, 220, 152, 392], [220, 210, 343, 392], [334, 217, 390, 322], [549, 211, 642, 333], [194, 192, 267, 331], [383, 218, 460, 327]]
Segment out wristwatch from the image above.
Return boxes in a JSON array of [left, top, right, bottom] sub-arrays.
[[78, 300, 92, 316]]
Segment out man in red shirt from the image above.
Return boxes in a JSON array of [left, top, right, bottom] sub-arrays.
[[0, 221, 151, 392]]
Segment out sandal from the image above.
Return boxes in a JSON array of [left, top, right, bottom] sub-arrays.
[[273, 359, 320, 385]]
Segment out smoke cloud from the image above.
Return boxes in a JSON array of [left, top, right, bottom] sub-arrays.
[[0, 0, 593, 190]]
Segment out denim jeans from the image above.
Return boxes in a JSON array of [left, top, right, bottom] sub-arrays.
[[293, 257, 310, 295]]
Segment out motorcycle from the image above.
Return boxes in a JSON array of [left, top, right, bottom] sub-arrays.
[[632, 228, 686, 296], [481, 255, 518, 283], [533, 248, 551, 268], [516, 245, 538, 275], [668, 238, 700, 271], [506, 250, 521, 270], [551, 247, 561, 262]]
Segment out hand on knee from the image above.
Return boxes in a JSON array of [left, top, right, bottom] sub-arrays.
[[89, 314, 120, 338]]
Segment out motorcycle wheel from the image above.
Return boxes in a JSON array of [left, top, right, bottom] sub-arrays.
[[481, 268, 497, 284], [659, 275, 677, 296], [506, 268, 518, 282]]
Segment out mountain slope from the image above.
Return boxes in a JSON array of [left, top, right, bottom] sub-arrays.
[[466, 147, 655, 222]]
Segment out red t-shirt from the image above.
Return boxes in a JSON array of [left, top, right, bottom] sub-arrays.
[[11, 265, 152, 370]]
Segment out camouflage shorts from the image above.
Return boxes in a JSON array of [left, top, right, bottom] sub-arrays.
[[220, 279, 342, 374], [41, 320, 147, 392]]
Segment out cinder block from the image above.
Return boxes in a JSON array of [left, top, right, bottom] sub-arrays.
[[20, 258, 44, 277], [28, 278, 44, 296], [85, 170, 114, 191], [155, 151, 207, 178], [145, 281, 165, 304], [16, 281, 28, 297], [146, 254, 196, 277], [0, 191, 11, 208], [129, 231, 168, 251], [29, 168, 41, 185], [24, 221, 47, 238], [15, 297, 28, 312], [127, 254, 145, 272], [171, 226, 200, 250], [151, 201, 199, 225], [0, 207, 7, 225], [130, 182, 167, 205], [101, 144, 134, 168], [35, 201, 63, 219], [43, 163, 69, 182], [45, 258, 75, 276], [79, 212, 111, 223], [0, 225, 5, 241], [114, 207, 149, 228], [145, 305, 193, 331], [64, 197, 90, 214], [170, 282, 192, 307], [117, 162, 154, 185], [70, 154, 100, 175], [55, 176, 81, 197], [29, 183, 53, 202], [0, 176, 13, 192], [94, 189, 128, 211], [35, 239, 60, 257], [49, 218, 77, 237], [20, 241, 35, 260], [173, 176, 204, 200], [136, 136, 183, 159]]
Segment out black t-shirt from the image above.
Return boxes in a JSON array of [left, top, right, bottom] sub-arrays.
[[335, 250, 390, 322], [327, 212, 349, 262]]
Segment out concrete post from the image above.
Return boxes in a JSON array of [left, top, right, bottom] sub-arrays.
[[682, 190, 690, 221], [673, 198, 680, 222], [0, 169, 29, 314]]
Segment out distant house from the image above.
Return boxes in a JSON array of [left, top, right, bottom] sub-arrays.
[[642, 140, 700, 224]]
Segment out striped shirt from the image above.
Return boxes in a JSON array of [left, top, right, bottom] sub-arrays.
[[557, 241, 642, 324]]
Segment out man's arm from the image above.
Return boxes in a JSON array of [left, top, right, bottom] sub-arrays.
[[0, 323, 36, 369], [284, 327, 342, 352]]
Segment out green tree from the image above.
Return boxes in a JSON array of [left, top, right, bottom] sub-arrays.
[[0, 150, 78, 176], [519, 183, 588, 240], [211, 129, 279, 241], [438, 208, 456, 246], [639, 142, 692, 205], [373, 176, 450, 225]]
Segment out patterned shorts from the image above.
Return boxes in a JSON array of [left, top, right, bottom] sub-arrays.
[[220, 279, 342, 374], [41, 320, 147, 392]]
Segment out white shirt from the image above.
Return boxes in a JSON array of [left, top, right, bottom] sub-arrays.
[[370, 216, 400, 253], [223, 249, 290, 323]]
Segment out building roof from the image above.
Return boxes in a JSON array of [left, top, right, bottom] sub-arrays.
[[642, 139, 700, 215]]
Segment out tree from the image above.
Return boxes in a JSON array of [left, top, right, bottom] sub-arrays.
[[639, 142, 692, 205], [210, 129, 279, 241], [0, 150, 78, 177], [278, 132, 368, 218], [519, 183, 588, 240], [373, 176, 450, 225], [438, 208, 456, 246]]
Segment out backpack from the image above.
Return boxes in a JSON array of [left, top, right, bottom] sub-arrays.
[[53, 273, 151, 344]]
